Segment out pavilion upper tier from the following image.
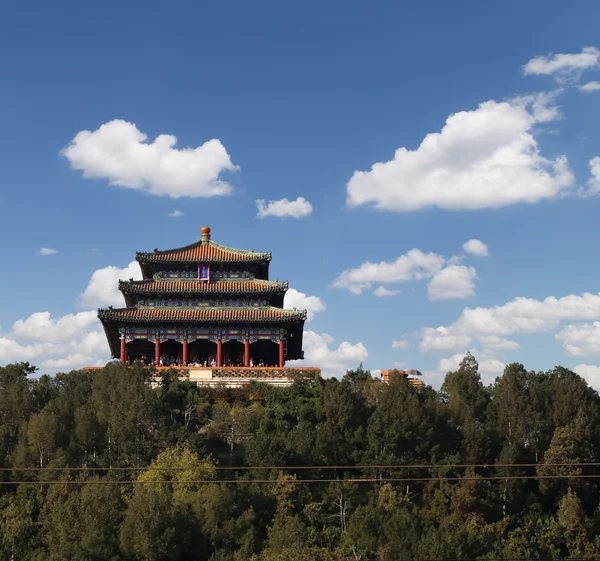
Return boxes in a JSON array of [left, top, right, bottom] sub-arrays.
[[136, 226, 272, 280]]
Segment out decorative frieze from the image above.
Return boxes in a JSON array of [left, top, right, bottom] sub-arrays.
[[140, 298, 269, 308], [155, 269, 253, 280]]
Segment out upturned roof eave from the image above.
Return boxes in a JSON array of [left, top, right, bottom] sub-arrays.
[[97, 306, 307, 324], [118, 279, 289, 295]]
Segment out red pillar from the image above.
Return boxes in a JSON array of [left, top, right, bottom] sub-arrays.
[[279, 339, 285, 368], [120, 337, 127, 363], [217, 339, 223, 367], [155, 338, 160, 365], [244, 338, 250, 367], [182, 339, 188, 365]]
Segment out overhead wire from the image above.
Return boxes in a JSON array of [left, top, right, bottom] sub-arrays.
[[2, 474, 600, 485]]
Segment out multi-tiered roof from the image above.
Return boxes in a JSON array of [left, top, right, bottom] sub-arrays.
[[98, 227, 306, 362]]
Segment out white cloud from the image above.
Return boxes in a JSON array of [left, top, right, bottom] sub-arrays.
[[420, 327, 472, 353], [12, 311, 99, 342], [462, 239, 489, 257], [587, 157, 600, 194], [556, 322, 600, 356], [284, 289, 326, 322], [333, 249, 445, 294], [288, 331, 368, 377], [428, 265, 477, 301], [346, 95, 573, 212], [80, 261, 142, 308], [392, 338, 411, 350], [169, 209, 184, 218], [435, 292, 600, 342], [38, 247, 58, 256], [373, 286, 401, 297], [255, 197, 313, 219], [0, 311, 108, 372], [574, 364, 600, 391], [418, 292, 600, 379], [580, 81, 600, 92], [61, 119, 238, 198], [41, 353, 104, 371], [523, 46, 600, 82], [478, 335, 520, 351]]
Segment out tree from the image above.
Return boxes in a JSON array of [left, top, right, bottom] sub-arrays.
[[120, 447, 214, 560], [441, 352, 492, 463], [0, 363, 36, 469]]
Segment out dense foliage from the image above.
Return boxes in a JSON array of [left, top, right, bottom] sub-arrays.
[[2, 355, 600, 560]]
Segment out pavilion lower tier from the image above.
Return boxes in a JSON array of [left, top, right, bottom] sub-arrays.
[[116, 325, 301, 367]]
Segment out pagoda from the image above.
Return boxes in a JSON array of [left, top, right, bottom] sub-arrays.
[[98, 226, 307, 371]]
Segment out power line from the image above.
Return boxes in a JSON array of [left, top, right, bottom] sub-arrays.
[[2, 474, 600, 485]]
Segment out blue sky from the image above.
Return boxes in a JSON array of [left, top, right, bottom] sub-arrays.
[[1, 0, 600, 385]]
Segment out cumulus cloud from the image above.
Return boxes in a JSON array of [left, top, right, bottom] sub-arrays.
[[255, 197, 313, 219], [523, 46, 600, 82], [574, 364, 600, 391], [346, 95, 574, 212], [428, 292, 600, 343], [333, 249, 445, 295], [462, 239, 489, 257], [169, 209, 184, 218], [418, 291, 600, 375], [288, 331, 368, 378], [284, 288, 326, 322], [13, 311, 98, 342], [556, 322, 600, 356], [61, 120, 238, 198], [477, 335, 520, 351], [0, 259, 145, 371], [0, 311, 108, 371], [374, 286, 401, 297], [38, 247, 58, 256], [80, 261, 142, 308], [392, 338, 411, 350], [420, 327, 472, 353], [587, 157, 600, 194], [580, 81, 600, 92], [427, 265, 477, 301]]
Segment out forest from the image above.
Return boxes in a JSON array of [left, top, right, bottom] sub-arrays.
[[1, 354, 600, 561]]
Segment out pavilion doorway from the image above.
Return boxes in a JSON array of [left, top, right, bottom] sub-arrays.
[[188, 340, 217, 365], [223, 340, 244, 366], [126, 339, 154, 365], [160, 340, 182, 365], [252, 340, 279, 367]]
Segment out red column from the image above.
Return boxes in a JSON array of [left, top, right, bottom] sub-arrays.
[[182, 339, 188, 365], [244, 338, 250, 367], [217, 339, 223, 367], [279, 339, 285, 367], [155, 338, 160, 365], [120, 337, 127, 363]]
